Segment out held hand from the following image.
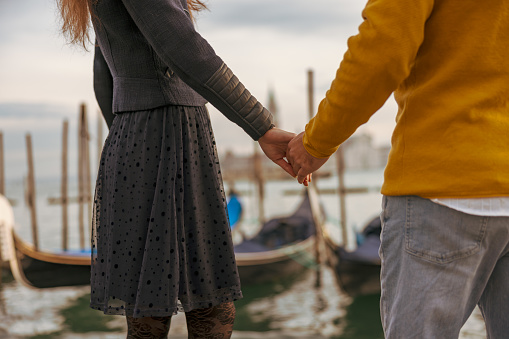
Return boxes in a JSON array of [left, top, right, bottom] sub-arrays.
[[258, 127, 297, 178], [286, 132, 329, 184]]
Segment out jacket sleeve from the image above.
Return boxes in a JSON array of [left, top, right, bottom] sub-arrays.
[[93, 43, 115, 129], [120, 0, 273, 140], [303, 0, 435, 157]]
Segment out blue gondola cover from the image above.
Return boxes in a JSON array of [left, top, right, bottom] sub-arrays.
[[227, 194, 242, 229]]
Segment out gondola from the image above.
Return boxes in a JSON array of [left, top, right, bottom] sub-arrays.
[[0, 194, 91, 289], [234, 191, 317, 285], [322, 215, 382, 297], [1, 191, 319, 289]]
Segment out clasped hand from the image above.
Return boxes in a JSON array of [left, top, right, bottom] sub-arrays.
[[258, 129, 328, 186]]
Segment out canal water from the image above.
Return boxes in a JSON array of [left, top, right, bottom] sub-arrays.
[[0, 170, 487, 338]]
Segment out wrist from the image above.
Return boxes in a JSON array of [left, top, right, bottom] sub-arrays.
[[258, 124, 276, 142]]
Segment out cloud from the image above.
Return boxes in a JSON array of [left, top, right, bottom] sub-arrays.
[[0, 0, 96, 107], [0, 0, 59, 43], [0, 0, 396, 181], [199, 0, 363, 34], [0, 102, 70, 119]]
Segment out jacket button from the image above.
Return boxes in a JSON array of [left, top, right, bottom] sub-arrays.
[[166, 68, 174, 78]]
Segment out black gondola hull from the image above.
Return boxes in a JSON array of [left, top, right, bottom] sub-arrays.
[[322, 215, 382, 297], [324, 240, 381, 296], [18, 254, 91, 288], [236, 236, 316, 285]]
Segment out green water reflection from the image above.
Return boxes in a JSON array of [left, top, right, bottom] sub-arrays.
[[26, 293, 123, 339], [333, 294, 383, 339], [233, 268, 384, 338], [234, 271, 308, 332], [1, 266, 385, 338]]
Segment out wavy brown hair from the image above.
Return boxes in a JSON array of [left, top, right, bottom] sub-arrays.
[[58, 0, 207, 48]]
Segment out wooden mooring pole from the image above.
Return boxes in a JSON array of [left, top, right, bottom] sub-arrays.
[[85, 110, 92, 243], [62, 120, 69, 251], [78, 104, 91, 251], [307, 70, 315, 121], [307, 70, 349, 248], [253, 146, 265, 225], [307, 69, 323, 288], [336, 147, 348, 248], [78, 108, 84, 250], [25, 133, 39, 251]]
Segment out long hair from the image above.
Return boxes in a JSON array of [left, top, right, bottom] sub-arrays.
[[187, 0, 208, 20], [58, 0, 207, 49]]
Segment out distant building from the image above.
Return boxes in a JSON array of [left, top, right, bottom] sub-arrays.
[[342, 133, 390, 170], [376, 145, 391, 169], [219, 132, 391, 182], [266, 88, 279, 127]]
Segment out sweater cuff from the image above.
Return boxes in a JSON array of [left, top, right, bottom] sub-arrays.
[[302, 131, 337, 159]]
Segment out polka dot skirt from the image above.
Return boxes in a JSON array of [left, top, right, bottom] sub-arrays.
[[90, 105, 242, 318]]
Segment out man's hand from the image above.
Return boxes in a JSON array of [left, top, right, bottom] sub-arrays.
[[258, 127, 297, 178], [287, 132, 329, 184]]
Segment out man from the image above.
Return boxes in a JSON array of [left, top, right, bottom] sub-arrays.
[[286, 0, 509, 338]]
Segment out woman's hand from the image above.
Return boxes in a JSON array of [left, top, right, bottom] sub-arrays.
[[258, 127, 296, 177], [258, 128, 312, 186]]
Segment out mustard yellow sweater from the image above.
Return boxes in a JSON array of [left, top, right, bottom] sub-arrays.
[[303, 0, 509, 198]]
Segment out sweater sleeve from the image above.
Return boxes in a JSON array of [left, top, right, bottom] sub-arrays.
[[120, 0, 273, 140], [303, 0, 435, 158], [93, 43, 115, 129]]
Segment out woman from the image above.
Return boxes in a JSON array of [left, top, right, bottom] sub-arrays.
[[58, 0, 305, 337]]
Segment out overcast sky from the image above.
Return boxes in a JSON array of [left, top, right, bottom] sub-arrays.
[[0, 0, 397, 181]]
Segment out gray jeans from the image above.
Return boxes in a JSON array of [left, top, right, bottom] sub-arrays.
[[380, 196, 509, 339]]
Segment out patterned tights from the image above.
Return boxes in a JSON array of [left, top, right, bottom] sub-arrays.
[[126, 301, 235, 339]]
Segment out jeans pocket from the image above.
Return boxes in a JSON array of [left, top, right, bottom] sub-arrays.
[[404, 197, 487, 264]]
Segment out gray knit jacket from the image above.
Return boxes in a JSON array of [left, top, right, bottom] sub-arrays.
[[92, 0, 273, 140]]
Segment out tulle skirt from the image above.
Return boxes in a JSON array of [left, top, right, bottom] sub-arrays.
[[90, 105, 242, 318]]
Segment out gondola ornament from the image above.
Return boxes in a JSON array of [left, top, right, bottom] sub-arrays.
[[0, 194, 31, 289]]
